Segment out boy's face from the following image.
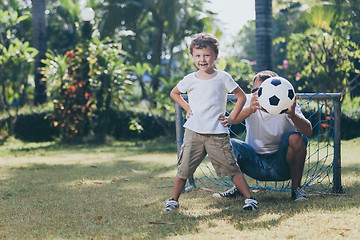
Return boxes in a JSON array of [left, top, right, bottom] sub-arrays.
[[191, 46, 218, 74]]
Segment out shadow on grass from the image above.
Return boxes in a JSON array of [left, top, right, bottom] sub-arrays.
[[0, 142, 359, 239], [0, 156, 200, 239], [202, 178, 360, 233]]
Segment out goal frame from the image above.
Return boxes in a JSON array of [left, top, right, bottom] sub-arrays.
[[174, 93, 342, 193]]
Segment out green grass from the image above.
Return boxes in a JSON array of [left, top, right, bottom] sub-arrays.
[[0, 137, 359, 239]]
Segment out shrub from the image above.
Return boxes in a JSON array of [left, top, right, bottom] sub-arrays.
[[14, 112, 59, 142], [8, 109, 174, 142]]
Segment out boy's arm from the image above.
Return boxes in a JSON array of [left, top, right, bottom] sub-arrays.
[[220, 91, 260, 127], [226, 87, 246, 125], [170, 86, 192, 118]]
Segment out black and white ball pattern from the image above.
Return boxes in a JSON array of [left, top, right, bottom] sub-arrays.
[[257, 77, 295, 114]]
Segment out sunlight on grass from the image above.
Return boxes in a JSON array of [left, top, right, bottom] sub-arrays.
[[0, 137, 359, 239]]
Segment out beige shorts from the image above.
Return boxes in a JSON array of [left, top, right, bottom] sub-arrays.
[[177, 128, 241, 179]]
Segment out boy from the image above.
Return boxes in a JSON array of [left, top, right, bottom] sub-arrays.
[[165, 33, 258, 211]]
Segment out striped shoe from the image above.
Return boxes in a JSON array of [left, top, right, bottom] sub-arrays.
[[243, 197, 258, 211]]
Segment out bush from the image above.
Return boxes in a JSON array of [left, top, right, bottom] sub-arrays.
[[14, 112, 59, 142], [107, 109, 174, 140], [341, 114, 360, 140], [7, 109, 175, 142]]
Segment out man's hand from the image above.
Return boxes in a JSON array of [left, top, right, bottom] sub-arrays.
[[286, 96, 297, 119], [285, 96, 313, 137], [250, 91, 261, 113]]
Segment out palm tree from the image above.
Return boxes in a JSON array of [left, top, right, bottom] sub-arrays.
[[255, 0, 273, 72], [32, 0, 47, 105]]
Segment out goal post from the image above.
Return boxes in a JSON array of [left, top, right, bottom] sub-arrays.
[[174, 93, 343, 193]]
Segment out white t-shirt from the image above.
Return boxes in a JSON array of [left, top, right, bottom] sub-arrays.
[[177, 70, 238, 134], [244, 94, 305, 154]]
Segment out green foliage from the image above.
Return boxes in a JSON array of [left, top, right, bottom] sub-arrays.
[[156, 75, 182, 119], [284, 23, 360, 93], [40, 50, 69, 99], [88, 37, 133, 143], [2, 107, 174, 142], [45, 0, 81, 54], [42, 36, 133, 142], [270, 1, 360, 97], [45, 48, 94, 142], [303, 4, 336, 30], [341, 94, 360, 120], [0, 9, 37, 135], [223, 57, 256, 92], [14, 111, 58, 142]]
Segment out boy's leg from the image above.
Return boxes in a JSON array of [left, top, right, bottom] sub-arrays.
[[165, 176, 186, 211], [232, 173, 252, 199], [171, 176, 187, 201], [232, 173, 258, 210], [165, 129, 206, 211]]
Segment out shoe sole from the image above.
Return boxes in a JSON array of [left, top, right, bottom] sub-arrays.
[[212, 193, 222, 198], [165, 207, 178, 211], [294, 197, 308, 201]]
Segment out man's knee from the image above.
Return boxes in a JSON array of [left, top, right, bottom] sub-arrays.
[[288, 133, 306, 152]]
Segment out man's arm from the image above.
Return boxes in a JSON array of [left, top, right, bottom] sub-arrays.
[[286, 97, 313, 137], [170, 86, 192, 119]]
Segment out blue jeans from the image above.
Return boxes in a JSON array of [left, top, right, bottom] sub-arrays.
[[230, 131, 308, 181]]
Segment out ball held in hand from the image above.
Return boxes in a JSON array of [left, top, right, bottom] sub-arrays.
[[257, 77, 295, 114]]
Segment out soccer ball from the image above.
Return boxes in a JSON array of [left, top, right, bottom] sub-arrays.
[[257, 76, 295, 114]]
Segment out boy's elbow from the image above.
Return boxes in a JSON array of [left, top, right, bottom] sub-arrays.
[[170, 91, 176, 100]]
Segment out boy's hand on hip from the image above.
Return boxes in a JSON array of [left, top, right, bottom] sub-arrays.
[[219, 113, 231, 127], [186, 109, 193, 119]]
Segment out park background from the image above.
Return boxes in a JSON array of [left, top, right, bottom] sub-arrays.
[[0, 0, 359, 143], [0, 0, 360, 239]]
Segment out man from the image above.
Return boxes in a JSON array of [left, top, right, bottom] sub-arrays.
[[213, 70, 312, 201]]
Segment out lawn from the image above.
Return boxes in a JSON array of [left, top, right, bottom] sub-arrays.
[[0, 137, 359, 239]]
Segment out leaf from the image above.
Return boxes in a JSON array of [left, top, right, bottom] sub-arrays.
[[17, 15, 29, 23]]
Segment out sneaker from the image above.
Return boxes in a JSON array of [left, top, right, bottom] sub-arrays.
[[212, 185, 240, 198], [165, 199, 179, 211], [291, 187, 309, 201], [243, 197, 258, 211]]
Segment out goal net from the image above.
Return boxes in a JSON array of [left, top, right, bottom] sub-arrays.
[[174, 93, 342, 193]]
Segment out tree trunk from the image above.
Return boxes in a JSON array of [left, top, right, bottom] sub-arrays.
[[32, 0, 47, 105], [255, 0, 273, 72], [152, 19, 164, 92]]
